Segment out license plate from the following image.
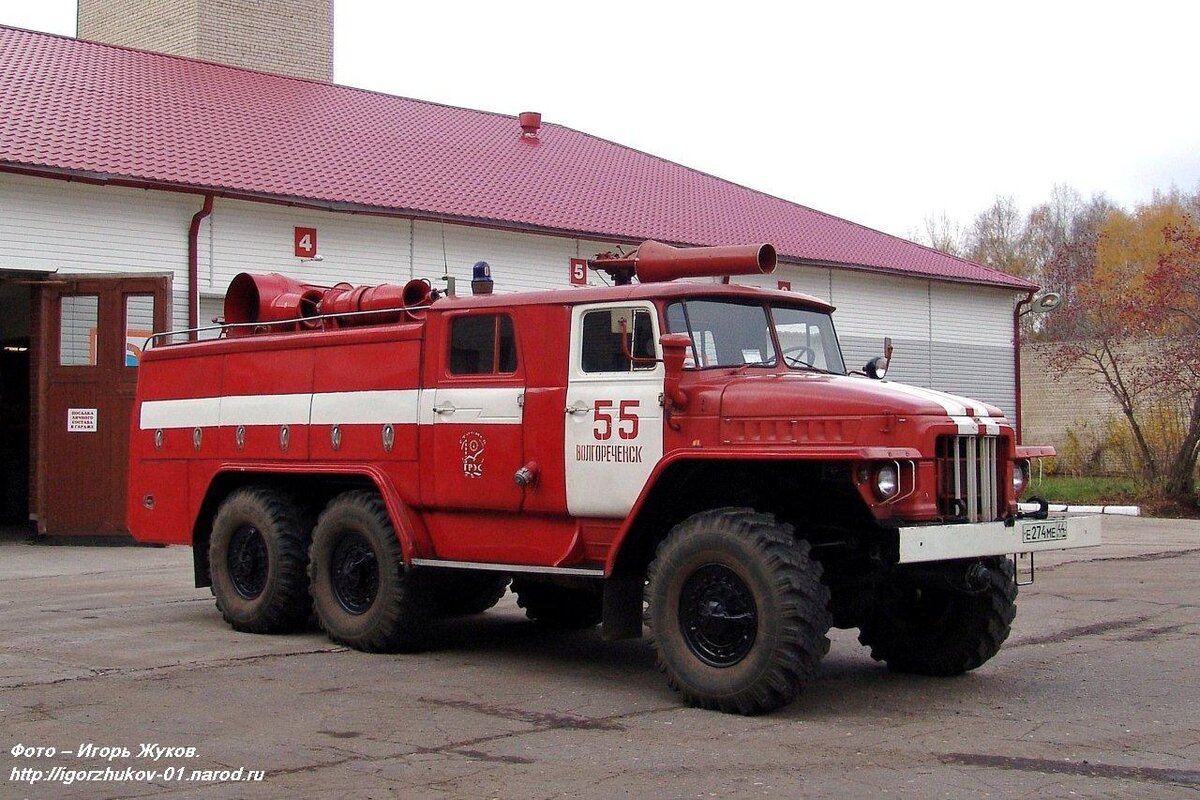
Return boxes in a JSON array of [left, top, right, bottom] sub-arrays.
[[1021, 519, 1069, 544]]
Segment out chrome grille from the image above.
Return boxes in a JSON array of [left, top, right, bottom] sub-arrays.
[[937, 435, 1001, 522]]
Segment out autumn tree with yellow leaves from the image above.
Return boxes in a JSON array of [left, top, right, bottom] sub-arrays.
[[1045, 195, 1200, 506]]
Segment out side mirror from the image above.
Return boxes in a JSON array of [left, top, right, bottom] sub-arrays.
[[864, 356, 888, 380], [660, 333, 692, 410]]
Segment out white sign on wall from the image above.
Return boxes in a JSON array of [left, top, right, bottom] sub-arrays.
[[67, 408, 98, 433]]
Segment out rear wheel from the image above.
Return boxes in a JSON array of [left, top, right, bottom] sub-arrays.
[[645, 508, 832, 715], [857, 558, 1018, 676], [512, 579, 602, 629], [209, 486, 311, 634], [308, 490, 430, 652]]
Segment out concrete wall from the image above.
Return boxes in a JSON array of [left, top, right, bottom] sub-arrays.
[[1021, 343, 1123, 471], [78, 0, 334, 81], [78, 0, 200, 57], [1021, 341, 1188, 475]]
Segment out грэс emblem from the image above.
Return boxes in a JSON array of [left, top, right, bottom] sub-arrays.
[[460, 431, 485, 478]]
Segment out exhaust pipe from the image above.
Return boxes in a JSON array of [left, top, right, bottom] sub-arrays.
[[588, 241, 777, 284]]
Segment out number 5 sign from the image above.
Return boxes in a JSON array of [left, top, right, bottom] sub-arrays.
[[569, 258, 588, 286], [294, 227, 317, 258]]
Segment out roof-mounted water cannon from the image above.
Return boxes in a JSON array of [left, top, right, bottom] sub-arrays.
[[319, 278, 436, 327], [222, 272, 437, 335], [223, 273, 325, 337], [587, 240, 777, 285]]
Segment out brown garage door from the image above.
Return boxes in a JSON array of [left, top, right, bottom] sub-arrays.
[[37, 276, 170, 536]]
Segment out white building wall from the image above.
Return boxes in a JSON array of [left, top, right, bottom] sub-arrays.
[[412, 220, 593, 292], [0, 172, 195, 333], [205, 198, 411, 293], [735, 261, 832, 303], [830, 271, 934, 393], [929, 281, 1017, 418], [3, 170, 1019, 418]]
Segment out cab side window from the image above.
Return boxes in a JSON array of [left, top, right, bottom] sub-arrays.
[[581, 308, 655, 373], [449, 314, 517, 375]]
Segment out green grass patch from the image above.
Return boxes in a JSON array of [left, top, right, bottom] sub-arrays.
[[1026, 474, 1143, 505]]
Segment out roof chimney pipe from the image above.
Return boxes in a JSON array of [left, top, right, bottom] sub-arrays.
[[518, 111, 541, 139]]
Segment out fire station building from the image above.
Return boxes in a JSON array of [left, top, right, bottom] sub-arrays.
[[0, 4, 1033, 536]]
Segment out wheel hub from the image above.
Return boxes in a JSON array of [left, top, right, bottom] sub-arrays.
[[227, 524, 268, 600], [330, 531, 378, 615], [679, 564, 758, 667]]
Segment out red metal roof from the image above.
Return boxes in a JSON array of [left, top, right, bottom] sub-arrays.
[[0, 26, 1033, 290]]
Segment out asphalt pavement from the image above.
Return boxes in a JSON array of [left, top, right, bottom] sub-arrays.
[[1, 516, 1197, 799]]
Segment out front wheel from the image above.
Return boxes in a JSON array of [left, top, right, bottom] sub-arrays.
[[308, 491, 429, 653], [645, 508, 832, 715], [857, 558, 1018, 676]]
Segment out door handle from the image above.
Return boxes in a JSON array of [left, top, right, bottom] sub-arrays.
[[565, 401, 591, 415], [433, 403, 456, 415]]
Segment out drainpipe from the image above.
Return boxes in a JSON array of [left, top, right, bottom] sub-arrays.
[[1013, 289, 1036, 443], [187, 195, 214, 341]]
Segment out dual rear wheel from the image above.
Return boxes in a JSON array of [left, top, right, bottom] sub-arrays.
[[208, 487, 509, 651]]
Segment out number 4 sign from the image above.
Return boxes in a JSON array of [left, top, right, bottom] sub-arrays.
[[294, 227, 317, 258]]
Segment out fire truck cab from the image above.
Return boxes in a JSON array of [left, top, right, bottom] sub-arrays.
[[128, 241, 1100, 714]]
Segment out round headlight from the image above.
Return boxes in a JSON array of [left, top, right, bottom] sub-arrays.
[[1013, 460, 1030, 497], [875, 464, 899, 499]]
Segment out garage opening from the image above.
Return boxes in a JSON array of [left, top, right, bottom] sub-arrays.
[[0, 273, 38, 528]]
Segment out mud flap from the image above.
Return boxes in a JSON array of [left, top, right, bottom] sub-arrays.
[[601, 573, 643, 640]]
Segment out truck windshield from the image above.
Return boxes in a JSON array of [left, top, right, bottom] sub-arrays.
[[773, 305, 846, 373], [665, 299, 846, 374]]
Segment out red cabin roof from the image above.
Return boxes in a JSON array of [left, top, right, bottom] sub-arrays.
[[0, 25, 1034, 291]]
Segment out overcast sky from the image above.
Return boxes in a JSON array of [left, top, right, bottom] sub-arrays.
[[3, 0, 1198, 240]]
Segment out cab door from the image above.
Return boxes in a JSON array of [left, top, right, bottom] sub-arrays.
[[428, 312, 525, 511], [564, 303, 664, 518]]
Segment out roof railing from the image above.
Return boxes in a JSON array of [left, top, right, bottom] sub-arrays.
[[142, 304, 431, 351]]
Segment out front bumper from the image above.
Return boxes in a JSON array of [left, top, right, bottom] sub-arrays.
[[898, 515, 1101, 564]]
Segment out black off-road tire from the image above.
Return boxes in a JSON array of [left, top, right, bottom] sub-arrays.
[[857, 557, 1018, 676], [209, 486, 312, 634], [308, 490, 430, 653], [645, 508, 832, 715], [428, 571, 511, 617], [512, 578, 603, 629]]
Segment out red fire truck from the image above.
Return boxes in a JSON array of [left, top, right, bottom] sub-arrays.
[[127, 241, 1100, 714]]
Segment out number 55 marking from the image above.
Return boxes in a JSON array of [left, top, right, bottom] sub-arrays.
[[593, 399, 640, 441]]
